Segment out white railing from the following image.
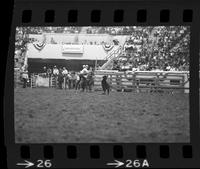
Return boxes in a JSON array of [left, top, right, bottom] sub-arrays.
[[100, 46, 122, 70], [94, 70, 190, 93]]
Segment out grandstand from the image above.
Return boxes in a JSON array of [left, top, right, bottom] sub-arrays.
[[15, 26, 190, 72], [99, 26, 190, 71]]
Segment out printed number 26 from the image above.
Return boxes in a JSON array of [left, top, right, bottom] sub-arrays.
[[37, 160, 52, 168]]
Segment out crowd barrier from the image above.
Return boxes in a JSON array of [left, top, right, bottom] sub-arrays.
[[29, 74, 71, 89], [94, 70, 190, 93], [15, 70, 192, 94], [29, 74, 58, 88]]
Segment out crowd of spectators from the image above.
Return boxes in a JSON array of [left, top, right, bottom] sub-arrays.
[[112, 26, 190, 71], [85, 26, 151, 35], [16, 27, 82, 35], [16, 26, 151, 36], [15, 26, 190, 72]]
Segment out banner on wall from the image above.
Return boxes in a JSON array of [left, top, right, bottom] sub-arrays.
[[62, 45, 84, 54], [33, 42, 46, 51], [102, 43, 114, 52]]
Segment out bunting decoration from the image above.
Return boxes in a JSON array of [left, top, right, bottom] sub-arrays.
[[102, 43, 114, 52], [33, 42, 46, 51]]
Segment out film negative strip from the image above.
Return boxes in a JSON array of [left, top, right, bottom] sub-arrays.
[[3, 0, 200, 168]]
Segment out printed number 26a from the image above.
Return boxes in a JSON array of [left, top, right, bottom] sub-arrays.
[[37, 160, 52, 168]]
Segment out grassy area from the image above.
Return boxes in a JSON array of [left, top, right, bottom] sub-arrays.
[[14, 87, 189, 143]]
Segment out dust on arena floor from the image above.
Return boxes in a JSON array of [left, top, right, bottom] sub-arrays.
[[14, 87, 190, 143]]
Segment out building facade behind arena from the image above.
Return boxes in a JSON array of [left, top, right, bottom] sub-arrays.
[[26, 43, 118, 73]]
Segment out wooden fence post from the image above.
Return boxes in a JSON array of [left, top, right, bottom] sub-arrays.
[[56, 76, 57, 88], [116, 74, 120, 91], [64, 76, 67, 89], [119, 75, 122, 91], [110, 75, 112, 91], [155, 73, 159, 92], [48, 76, 50, 88], [135, 72, 140, 93], [132, 72, 136, 92], [182, 75, 185, 93], [50, 76, 53, 88], [30, 76, 32, 88]]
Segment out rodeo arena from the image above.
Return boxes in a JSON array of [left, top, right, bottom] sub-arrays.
[[14, 26, 191, 143]]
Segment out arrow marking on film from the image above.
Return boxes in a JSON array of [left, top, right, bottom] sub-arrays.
[[107, 160, 124, 168], [16, 160, 34, 168]]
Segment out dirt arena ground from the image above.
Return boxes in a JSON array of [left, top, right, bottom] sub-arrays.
[[14, 87, 190, 143]]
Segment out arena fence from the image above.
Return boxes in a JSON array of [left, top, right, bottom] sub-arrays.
[[94, 70, 190, 93], [29, 74, 57, 88], [29, 74, 71, 89], [15, 70, 191, 93], [14, 68, 21, 88]]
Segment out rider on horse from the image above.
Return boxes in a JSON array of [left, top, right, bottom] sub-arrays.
[[80, 65, 89, 91], [80, 65, 89, 77], [87, 67, 95, 91]]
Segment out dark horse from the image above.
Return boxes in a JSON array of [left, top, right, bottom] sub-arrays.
[[80, 72, 94, 92], [80, 74, 87, 91], [86, 72, 94, 92]]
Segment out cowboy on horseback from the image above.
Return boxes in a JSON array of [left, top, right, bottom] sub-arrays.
[[86, 67, 95, 92], [80, 65, 89, 91], [80, 65, 89, 78]]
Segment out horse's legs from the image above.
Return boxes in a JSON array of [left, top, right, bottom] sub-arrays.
[[80, 80, 85, 92], [83, 82, 86, 92], [85, 80, 88, 92], [64, 78, 66, 89], [102, 85, 106, 94], [88, 83, 91, 92], [77, 81, 80, 90], [72, 80, 75, 89], [74, 80, 76, 89], [68, 80, 71, 89], [89, 81, 93, 92], [76, 80, 80, 90], [66, 79, 68, 89], [75, 81, 78, 90], [107, 88, 110, 95], [85, 81, 88, 92]]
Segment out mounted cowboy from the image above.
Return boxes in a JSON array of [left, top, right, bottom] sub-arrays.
[[80, 65, 89, 91], [62, 67, 69, 89], [80, 65, 89, 77], [86, 67, 95, 92]]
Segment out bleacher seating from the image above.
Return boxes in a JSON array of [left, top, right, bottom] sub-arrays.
[[112, 26, 190, 71], [15, 26, 190, 72]]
